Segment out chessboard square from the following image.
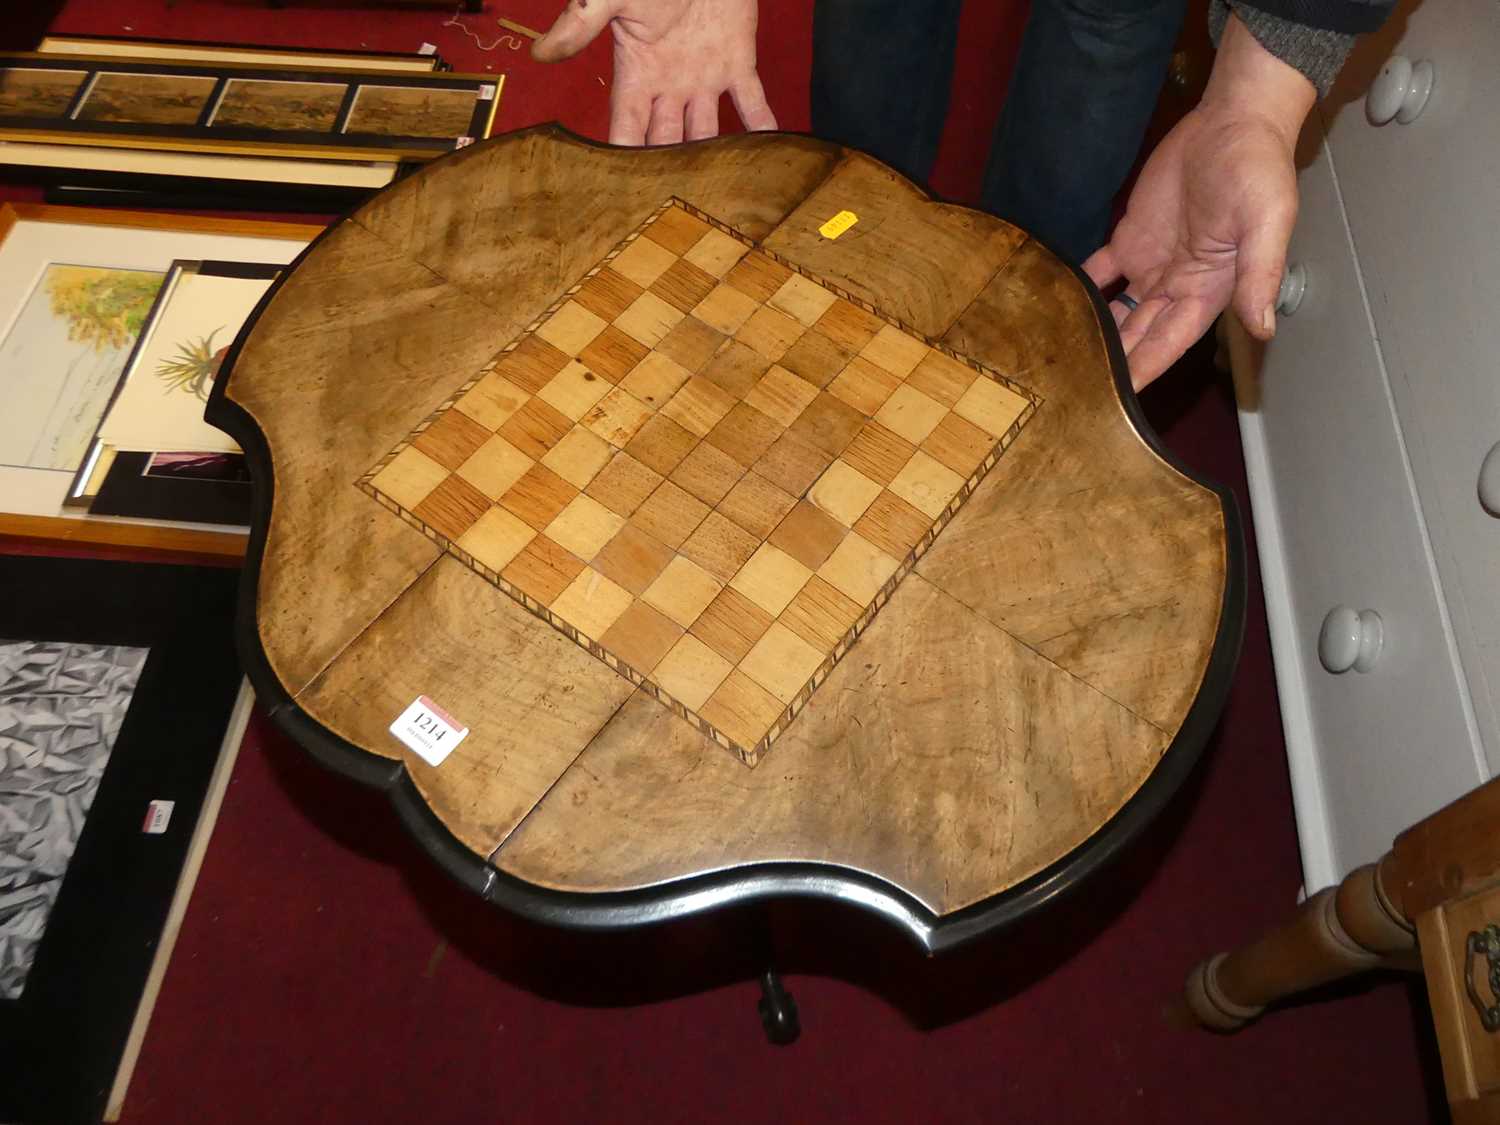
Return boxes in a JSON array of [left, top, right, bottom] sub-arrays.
[[537, 361, 611, 421], [889, 450, 966, 518], [907, 349, 980, 407], [768, 272, 838, 327], [584, 452, 663, 517], [705, 402, 783, 468], [497, 335, 571, 394], [457, 371, 531, 430], [873, 383, 948, 445], [579, 325, 650, 385], [827, 355, 902, 415], [643, 205, 713, 255], [860, 323, 930, 378], [502, 534, 585, 607], [741, 622, 827, 705], [699, 670, 784, 753], [615, 291, 685, 348], [544, 493, 627, 561], [808, 459, 883, 527], [744, 364, 820, 428], [818, 531, 901, 604], [841, 421, 917, 485], [592, 521, 674, 594], [498, 397, 573, 460], [729, 542, 813, 617], [768, 499, 847, 571], [854, 489, 932, 559], [736, 306, 804, 361], [412, 473, 491, 540], [581, 386, 653, 447], [573, 267, 643, 323], [456, 434, 534, 499], [718, 471, 798, 539], [679, 511, 760, 582], [656, 315, 725, 373], [789, 391, 865, 458], [692, 283, 760, 335], [650, 258, 718, 314], [550, 568, 634, 639], [625, 414, 699, 477], [631, 479, 710, 549], [682, 227, 749, 278], [777, 329, 851, 389], [699, 339, 771, 399], [689, 586, 774, 664], [755, 432, 834, 497], [371, 445, 448, 510], [499, 462, 579, 530], [670, 441, 744, 507], [642, 555, 723, 628], [600, 600, 683, 675], [660, 375, 736, 437], [412, 407, 491, 471], [723, 252, 792, 302], [955, 375, 1029, 438], [535, 300, 608, 357], [456, 506, 536, 573], [815, 299, 885, 353], [781, 575, 863, 652], [922, 411, 994, 476], [610, 234, 679, 288], [620, 351, 693, 409], [652, 633, 734, 711]]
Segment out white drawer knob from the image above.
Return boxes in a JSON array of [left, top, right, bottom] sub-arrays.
[[1366, 57, 1434, 125], [1277, 263, 1307, 316], [1480, 441, 1500, 515], [1319, 606, 1384, 674]]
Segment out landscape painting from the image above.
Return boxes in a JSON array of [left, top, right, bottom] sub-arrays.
[[75, 72, 217, 126], [210, 78, 348, 132], [0, 67, 86, 117], [344, 84, 477, 138], [0, 264, 164, 471]]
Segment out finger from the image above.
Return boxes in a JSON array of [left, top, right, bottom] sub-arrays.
[[685, 94, 720, 142], [533, 0, 617, 63], [1124, 296, 1217, 390], [608, 84, 651, 146], [1082, 244, 1122, 290], [1118, 292, 1171, 353], [645, 95, 686, 145], [1231, 203, 1297, 342], [728, 73, 778, 132], [1108, 290, 1146, 329]]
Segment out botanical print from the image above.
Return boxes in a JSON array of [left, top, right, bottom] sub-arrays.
[[210, 78, 347, 132], [76, 72, 217, 126], [0, 264, 164, 471], [0, 641, 148, 1000], [0, 67, 86, 117], [153, 326, 228, 401], [344, 84, 477, 139]]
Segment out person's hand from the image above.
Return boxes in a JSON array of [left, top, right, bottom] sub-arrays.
[[1083, 15, 1315, 390], [532, 0, 776, 146]]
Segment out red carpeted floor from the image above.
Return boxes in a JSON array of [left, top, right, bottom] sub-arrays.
[[8, 2, 1447, 1121]]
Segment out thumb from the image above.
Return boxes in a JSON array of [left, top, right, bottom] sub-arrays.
[[532, 0, 617, 63], [1231, 203, 1296, 342]]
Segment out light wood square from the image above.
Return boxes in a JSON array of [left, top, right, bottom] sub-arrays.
[[591, 522, 674, 594], [889, 450, 965, 519], [814, 299, 884, 353], [859, 323, 930, 378], [535, 300, 608, 357], [620, 351, 693, 409], [615, 291, 685, 348], [682, 227, 748, 278], [700, 670, 785, 752], [652, 633, 735, 710], [551, 568, 635, 639], [827, 355, 901, 415], [499, 463, 578, 530], [841, 421, 916, 486], [456, 371, 530, 431], [808, 459, 883, 526], [729, 542, 812, 617], [818, 531, 900, 604], [689, 586, 774, 664], [537, 360, 611, 421], [954, 375, 1029, 438], [768, 272, 838, 327], [740, 622, 827, 705], [578, 325, 649, 384], [600, 600, 683, 674], [456, 506, 536, 573], [873, 383, 948, 445], [660, 375, 736, 437], [744, 364, 820, 428], [679, 511, 760, 582], [692, 282, 760, 335], [717, 471, 797, 539], [413, 474, 491, 540], [643, 205, 712, 255], [670, 441, 744, 507], [581, 386, 653, 447], [907, 349, 979, 407], [780, 575, 862, 652], [768, 499, 846, 571], [544, 492, 627, 561], [630, 479, 710, 548], [736, 305, 804, 361], [501, 534, 585, 606], [723, 252, 792, 302], [456, 434, 534, 499], [573, 267, 643, 323], [610, 234, 679, 288], [412, 407, 492, 470], [585, 452, 663, 517], [642, 555, 724, 628], [372, 445, 448, 510]]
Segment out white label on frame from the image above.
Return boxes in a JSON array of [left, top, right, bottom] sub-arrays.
[[419, 42, 438, 55], [390, 695, 469, 766], [479, 84, 496, 101], [142, 799, 175, 835]]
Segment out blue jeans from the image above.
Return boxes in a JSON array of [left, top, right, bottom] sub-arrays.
[[810, 0, 1185, 265]]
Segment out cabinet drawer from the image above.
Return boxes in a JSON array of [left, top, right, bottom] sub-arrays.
[[1420, 883, 1500, 1103], [1236, 135, 1482, 887]]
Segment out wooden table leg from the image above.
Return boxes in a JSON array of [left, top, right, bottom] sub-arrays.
[[1185, 854, 1420, 1030]]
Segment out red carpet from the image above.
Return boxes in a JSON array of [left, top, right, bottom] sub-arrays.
[[7, 2, 1445, 1121]]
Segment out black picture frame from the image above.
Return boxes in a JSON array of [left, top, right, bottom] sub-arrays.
[[90, 451, 252, 527]]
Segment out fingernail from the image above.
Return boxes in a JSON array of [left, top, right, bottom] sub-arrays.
[[1261, 305, 1276, 335]]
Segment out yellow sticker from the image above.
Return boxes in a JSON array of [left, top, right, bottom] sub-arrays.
[[818, 210, 859, 240]]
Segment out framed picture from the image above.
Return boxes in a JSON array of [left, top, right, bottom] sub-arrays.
[[89, 451, 252, 528], [35, 34, 449, 73], [0, 203, 321, 554]]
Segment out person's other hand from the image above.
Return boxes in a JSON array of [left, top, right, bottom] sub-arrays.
[[1083, 15, 1315, 390], [532, 0, 777, 146]]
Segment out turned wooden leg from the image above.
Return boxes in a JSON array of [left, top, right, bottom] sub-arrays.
[[1186, 854, 1420, 1030]]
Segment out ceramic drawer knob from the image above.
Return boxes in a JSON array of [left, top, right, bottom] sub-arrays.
[[1319, 605, 1384, 674], [1366, 57, 1435, 125], [1277, 263, 1307, 317], [1480, 441, 1500, 516]]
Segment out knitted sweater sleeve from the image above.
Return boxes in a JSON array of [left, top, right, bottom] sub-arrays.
[[1208, 0, 1396, 97]]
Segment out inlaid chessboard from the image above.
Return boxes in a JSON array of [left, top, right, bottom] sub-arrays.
[[361, 198, 1037, 766]]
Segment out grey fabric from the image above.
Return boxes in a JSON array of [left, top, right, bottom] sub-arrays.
[[0, 641, 147, 1000], [1210, 0, 1360, 97]]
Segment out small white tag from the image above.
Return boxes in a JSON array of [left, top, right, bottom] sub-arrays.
[[390, 695, 468, 766], [418, 42, 438, 55], [478, 84, 496, 101], [142, 799, 175, 835], [455, 136, 475, 148]]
